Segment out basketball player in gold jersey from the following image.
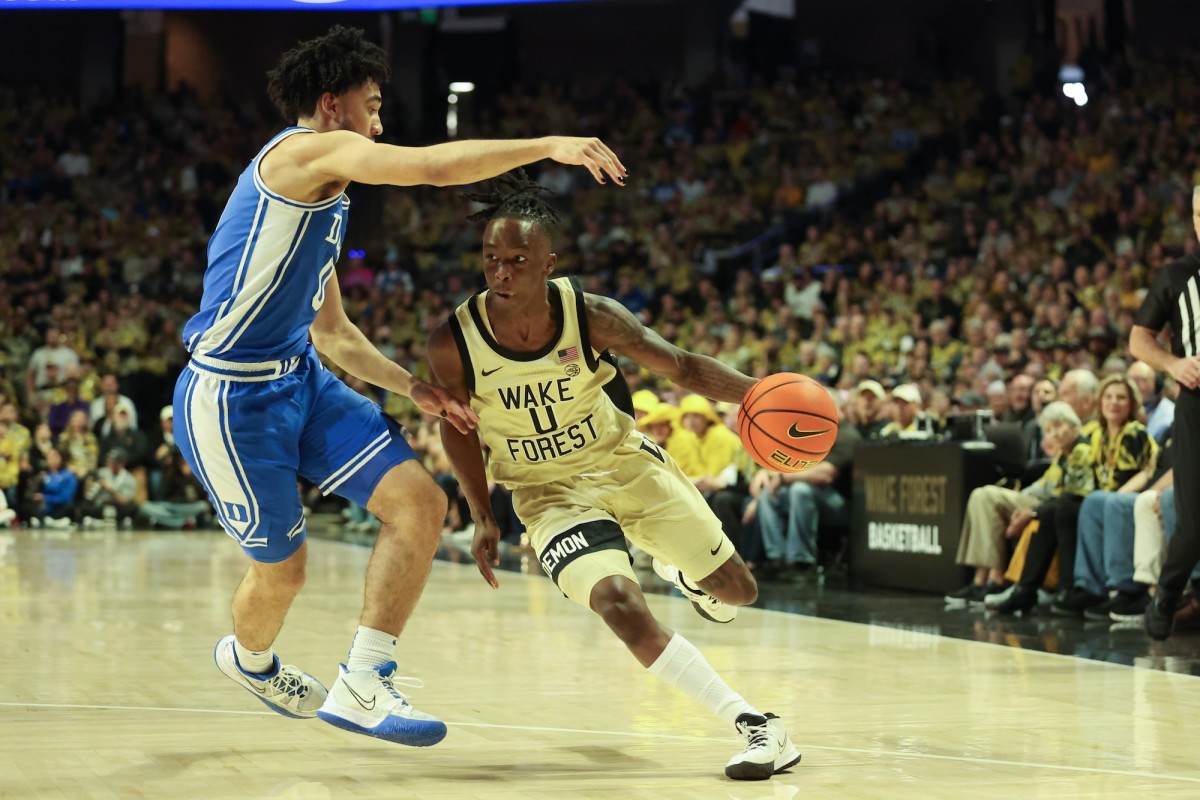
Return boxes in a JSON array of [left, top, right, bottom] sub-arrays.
[[427, 173, 800, 781]]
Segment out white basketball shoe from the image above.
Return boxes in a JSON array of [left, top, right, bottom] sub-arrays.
[[652, 558, 737, 623], [213, 635, 327, 719], [317, 662, 448, 747], [725, 712, 802, 781]]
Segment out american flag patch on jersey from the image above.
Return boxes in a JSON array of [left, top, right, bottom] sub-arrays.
[[557, 346, 580, 363]]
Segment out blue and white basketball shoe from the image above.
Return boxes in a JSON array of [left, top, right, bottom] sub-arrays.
[[213, 635, 327, 718], [317, 662, 448, 747]]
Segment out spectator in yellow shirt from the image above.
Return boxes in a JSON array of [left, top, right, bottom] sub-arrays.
[[682, 395, 756, 552], [679, 394, 742, 491], [637, 402, 705, 480], [631, 389, 660, 422]]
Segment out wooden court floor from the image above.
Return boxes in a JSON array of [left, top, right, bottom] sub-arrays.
[[2, 529, 1199, 799]]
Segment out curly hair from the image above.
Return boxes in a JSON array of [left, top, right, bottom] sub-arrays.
[[267, 25, 391, 122], [462, 169, 562, 240]]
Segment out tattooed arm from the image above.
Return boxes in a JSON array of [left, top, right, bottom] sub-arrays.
[[586, 294, 755, 404]]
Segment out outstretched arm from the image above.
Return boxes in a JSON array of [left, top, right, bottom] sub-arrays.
[[310, 275, 476, 433], [289, 132, 626, 188], [586, 294, 755, 404], [428, 323, 502, 588]]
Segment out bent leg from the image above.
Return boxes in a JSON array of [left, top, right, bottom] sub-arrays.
[[590, 576, 759, 725], [589, 575, 674, 667], [174, 366, 311, 654], [233, 542, 307, 652], [297, 365, 440, 640], [695, 551, 759, 607], [362, 460, 447, 636], [613, 442, 757, 606]]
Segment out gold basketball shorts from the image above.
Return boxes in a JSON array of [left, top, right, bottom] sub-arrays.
[[512, 430, 736, 607]]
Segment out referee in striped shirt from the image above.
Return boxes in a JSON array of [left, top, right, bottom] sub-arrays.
[[1129, 186, 1200, 639]]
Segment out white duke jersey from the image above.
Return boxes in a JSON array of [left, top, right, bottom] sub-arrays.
[[183, 127, 347, 362], [450, 277, 635, 488]]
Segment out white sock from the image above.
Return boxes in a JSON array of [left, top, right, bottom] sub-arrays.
[[233, 638, 275, 674], [648, 633, 758, 725], [347, 626, 397, 672]]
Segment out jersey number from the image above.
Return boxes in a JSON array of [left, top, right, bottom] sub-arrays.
[[529, 406, 559, 434], [312, 258, 336, 310], [324, 213, 343, 246]]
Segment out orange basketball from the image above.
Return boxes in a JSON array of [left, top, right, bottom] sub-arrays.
[[737, 373, 839, 473]]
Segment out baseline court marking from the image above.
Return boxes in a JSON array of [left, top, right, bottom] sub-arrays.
[[3, 701, 1198, 784]]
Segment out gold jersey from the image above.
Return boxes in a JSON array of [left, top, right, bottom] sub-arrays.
[[449, 277, 635, 488]]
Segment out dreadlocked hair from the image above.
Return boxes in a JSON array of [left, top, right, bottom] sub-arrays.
[[267, 25, 391, 122], [463, 169, 562, 239]]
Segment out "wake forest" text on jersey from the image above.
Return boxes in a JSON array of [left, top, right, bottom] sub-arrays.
[[498, 378, 601, 463]]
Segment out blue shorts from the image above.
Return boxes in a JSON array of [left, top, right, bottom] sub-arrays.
[[174, 346, 417, 562]]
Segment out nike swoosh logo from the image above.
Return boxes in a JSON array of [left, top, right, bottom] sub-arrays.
[[787, 423, 829, 439], [710, 543, 722, 556], [345, 683, 376, 711], [251, 682, 267, 694], [481, 366, 503, 377]]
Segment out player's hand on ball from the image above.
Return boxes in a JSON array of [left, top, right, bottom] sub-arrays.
[[470, 518, 503, 589], [411, 380, 479, 434]]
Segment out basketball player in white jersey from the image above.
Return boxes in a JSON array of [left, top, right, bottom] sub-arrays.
[[174, 27, 626, 746], [427, 173, 800, 780]]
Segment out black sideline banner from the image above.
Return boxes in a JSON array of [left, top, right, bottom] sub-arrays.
[[850, 442, 997, 593]]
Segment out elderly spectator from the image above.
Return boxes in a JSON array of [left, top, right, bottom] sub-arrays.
[[1127, 361, 1174, 443], [946, 409, 1064, 606], [991, 401, 1098, 614]]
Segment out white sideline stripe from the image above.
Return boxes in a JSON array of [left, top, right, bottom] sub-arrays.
[[3, 701, 1199, 783]]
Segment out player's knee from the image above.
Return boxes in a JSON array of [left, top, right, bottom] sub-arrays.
[[407, 482, 448, 534], [591, 583, 654, 637], [253, 551, 306, 594], [276, 565, 306, 594], [372, 470, 447, 542], [379, 494, 445, 547]]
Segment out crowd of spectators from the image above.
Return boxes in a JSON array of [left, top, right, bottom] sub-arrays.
[[0, 65, 975, 530], [2, 46, 1199, 630]]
